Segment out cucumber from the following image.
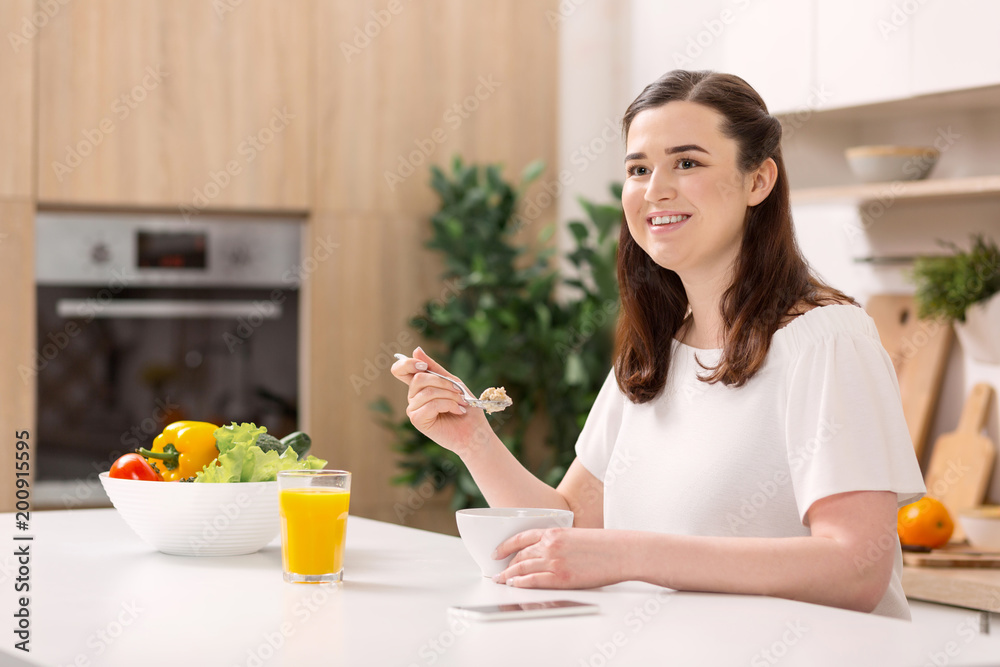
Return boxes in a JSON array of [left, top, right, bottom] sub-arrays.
[[280, 431, 311, 458]]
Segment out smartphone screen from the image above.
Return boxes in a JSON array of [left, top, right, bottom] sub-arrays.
[[448, 600, 599, 621]]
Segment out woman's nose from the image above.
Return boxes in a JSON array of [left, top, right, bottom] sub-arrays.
[[644, 168, 676, 203]]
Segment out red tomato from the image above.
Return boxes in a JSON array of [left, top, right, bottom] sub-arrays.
[[109, 453, 164, 481]]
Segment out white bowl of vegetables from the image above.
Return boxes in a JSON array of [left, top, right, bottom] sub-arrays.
[[100, 423, 325, 557]]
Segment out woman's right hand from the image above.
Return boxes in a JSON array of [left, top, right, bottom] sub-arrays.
[[390, 347, 493, 457]]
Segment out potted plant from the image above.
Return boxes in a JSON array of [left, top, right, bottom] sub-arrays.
[[911, 234, 1000, 363]]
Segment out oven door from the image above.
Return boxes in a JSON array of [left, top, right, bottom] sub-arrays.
[[35, 285, 299, 484]]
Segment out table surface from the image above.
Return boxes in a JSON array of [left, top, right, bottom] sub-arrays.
[[1, 509, 999, 667]]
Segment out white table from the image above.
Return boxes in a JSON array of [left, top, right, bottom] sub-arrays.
[[1, 509, 998, 666]]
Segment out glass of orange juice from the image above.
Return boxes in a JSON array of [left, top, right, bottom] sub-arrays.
[[278, 470, 351, 584]]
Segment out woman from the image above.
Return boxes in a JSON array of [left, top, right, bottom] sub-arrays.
[[391, 70, 925, 620]]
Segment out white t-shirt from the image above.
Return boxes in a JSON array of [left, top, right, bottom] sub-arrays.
[[575, 304, 926, 620]]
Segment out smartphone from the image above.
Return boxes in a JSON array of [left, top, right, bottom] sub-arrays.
[[447, 600, 599, 621]]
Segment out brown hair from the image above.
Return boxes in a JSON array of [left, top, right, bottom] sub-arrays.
[[614, 70, 855, 403]]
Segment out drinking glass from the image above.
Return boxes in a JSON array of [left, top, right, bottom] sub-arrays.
[[278, 470, 351, 584]]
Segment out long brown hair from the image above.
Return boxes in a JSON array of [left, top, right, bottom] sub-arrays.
[[614, 70, 855, 403]]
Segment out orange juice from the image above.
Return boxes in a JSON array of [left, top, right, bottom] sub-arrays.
[[280, 488, 350, 576]]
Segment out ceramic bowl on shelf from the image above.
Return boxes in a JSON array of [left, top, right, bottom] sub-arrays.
[[455, 507, 574, 578], [98, 472, 279, 556], [844, 145, 940, 183], [958, 506, 1000, 550]]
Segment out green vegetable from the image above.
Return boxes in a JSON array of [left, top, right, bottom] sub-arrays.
[[195, 422, 326, 483], [280, 431, 311, 458], [254, 433, 284, 453]]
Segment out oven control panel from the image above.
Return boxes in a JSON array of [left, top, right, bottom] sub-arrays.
[[36, 213, 305, 288]]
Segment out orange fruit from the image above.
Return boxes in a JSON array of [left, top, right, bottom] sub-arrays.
[[897, 497, 954, 548]]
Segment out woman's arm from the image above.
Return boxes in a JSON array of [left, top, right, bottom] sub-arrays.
[[494, 490, 897, 613], [392, 348, 604, 526]]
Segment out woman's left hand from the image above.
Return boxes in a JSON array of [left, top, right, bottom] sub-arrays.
[[492, 528, 627, 589]]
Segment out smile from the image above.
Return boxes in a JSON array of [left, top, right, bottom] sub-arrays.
[[648, 214, 691, 226]]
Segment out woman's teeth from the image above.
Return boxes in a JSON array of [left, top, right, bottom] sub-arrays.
[[650, 214, 689, 225]]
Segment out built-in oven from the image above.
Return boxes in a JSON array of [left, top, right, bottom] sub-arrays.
[[34, 212, 304, 507]]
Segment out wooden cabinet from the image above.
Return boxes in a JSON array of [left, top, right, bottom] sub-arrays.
[[306, 0, 559, 528], [36, 0, 309, 210], [0, 0, 35, 199], [0, 201, 36, 513]]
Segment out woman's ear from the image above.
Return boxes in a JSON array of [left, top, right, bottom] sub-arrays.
[[747, 158, 778, 207]]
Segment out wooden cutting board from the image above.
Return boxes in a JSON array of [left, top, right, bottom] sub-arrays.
[[864, 295, 953, 458], [903, 548, 1000, 568], [924, 383, 997, 542]]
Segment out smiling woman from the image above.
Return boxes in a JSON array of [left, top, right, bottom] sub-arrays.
[[390, 70, 926, 621]]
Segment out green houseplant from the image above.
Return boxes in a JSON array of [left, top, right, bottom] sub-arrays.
[[911, 234, 1000, 362], [371, 156, 622, 510]]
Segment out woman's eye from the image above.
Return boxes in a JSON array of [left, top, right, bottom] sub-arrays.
[[677, 158, 698, 170], [627, 165, 649, 176]]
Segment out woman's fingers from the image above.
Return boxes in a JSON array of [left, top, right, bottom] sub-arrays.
[[407, 372, 466, 403], [407, 397, 467, 426], [412, 347, 462, 383], [493, 529, 545, 560]]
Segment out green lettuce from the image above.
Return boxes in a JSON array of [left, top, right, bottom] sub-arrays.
[[195, 422, 326, 483]]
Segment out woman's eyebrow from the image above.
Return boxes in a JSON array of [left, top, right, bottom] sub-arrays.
[[624, 144, 710, 162]]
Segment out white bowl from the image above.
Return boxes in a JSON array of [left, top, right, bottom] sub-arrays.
[[845, 145, 939, 183], [99, 472, 279, 556], [958, 507, 1000, 550], [455, 508, 574, 578]]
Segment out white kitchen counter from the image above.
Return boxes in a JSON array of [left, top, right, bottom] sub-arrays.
[[1, 509, 998, 666]]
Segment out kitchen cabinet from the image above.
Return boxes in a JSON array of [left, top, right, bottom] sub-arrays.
[[0, 201, 36, 513], [911, 1, 1000, 97], [36, 0, 309, 210], [814, 0, 912, 110], [719, 0, 815, 115], [0, 0, 34, 199], [306, 0, 559, 528]]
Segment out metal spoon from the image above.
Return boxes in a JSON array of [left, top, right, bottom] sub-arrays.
[[393, 353, 512, 413]]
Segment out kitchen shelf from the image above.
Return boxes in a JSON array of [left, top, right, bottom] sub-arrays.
[[791, 174, 1000, 206]]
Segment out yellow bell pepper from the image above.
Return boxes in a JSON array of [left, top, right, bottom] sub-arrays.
[[138, 421, 219, 481]]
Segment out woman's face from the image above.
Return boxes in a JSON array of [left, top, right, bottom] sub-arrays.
[[622, 101, 762, 281]]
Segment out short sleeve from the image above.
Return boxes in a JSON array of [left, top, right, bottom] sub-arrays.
[[783, 311, 926, 525], [574, 370, 626, 481]]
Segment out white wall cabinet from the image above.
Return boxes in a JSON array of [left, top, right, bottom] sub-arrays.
[[911, 0, 1000, 96], [814, 0, 912, 110], [720, 0, 815, 115], [630, 0, 1000, 114]]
